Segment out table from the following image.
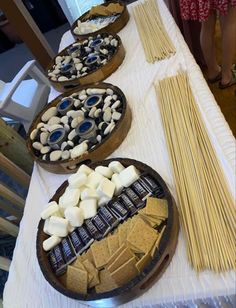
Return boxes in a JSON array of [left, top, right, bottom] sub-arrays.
[[3, 1, 236, 307]]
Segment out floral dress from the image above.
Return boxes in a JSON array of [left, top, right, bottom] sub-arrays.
[[180, 0, 236, 21]]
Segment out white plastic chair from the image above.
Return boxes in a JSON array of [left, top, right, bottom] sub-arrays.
[[0, 60, 50, 132]]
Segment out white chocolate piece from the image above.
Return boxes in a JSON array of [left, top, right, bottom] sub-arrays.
[[79, 199, 97, 219], [41, 201, 59, 220], [59, 188, 80, 208], [118, 165, 140, 187], [68, 172, 87, 189], [86, 171, 104, 189], [64, 207, 84, 227], [97, 178, 115, 199], [43, 218, 52, 235], [43, 235, 61, 251], [77, 164, 93, 175], [95, 166, 113, 178], [48, 216, 69, 237], [108, 161, 125, 174], [98, 196, 111, 207], [111, 173, 124, 195], [80, 188, 99, 200]]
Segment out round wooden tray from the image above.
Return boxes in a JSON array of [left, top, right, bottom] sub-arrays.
[[47, 33, 125, 92], [27, 83, 132, 174], [71, 1, 130, 40], [37, 158, 179, 307]]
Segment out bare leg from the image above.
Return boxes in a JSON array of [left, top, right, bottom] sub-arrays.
[[200, 11, 220, 79], [220, 6, 236, 85]]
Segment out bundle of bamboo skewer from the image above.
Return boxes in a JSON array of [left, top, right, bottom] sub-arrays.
[[133, 0, 175, 62], [155, 72, 236, 272]]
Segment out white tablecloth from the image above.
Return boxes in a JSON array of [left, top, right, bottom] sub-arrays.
[[3, 1, 236, 307]]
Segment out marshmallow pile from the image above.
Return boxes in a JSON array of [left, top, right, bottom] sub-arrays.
[[48, 33, 119, 82], [29, 86, 123, 163], [41, 162, 140, 251], [73, 16, 119, 35]]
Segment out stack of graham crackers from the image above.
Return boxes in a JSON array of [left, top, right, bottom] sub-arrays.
[[60, 197, 168, 294]]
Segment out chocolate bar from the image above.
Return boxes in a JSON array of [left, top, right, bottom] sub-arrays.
[[84, 219, 102, 240], [69, 230, 86, 255], [108, 199, 129, 220], [119, 193, 137, 215], [48, 245, 66, 276], [92, 214, 110, 237], [98, 205, 119, 228], [77, 226, 94, 248], [140, 174, 165, 198], [125, 187, 145, 209], [60, 237, 76, 264], [131, 179, 151, 200]]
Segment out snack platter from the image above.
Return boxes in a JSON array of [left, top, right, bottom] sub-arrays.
[[27, 83, 132, 174], [71, 1, 130, 40], [47, 33, 125, 92], [37, 158, 179, 306]]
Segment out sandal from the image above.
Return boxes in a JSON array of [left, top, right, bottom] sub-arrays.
[[219, 69, 236, 89]]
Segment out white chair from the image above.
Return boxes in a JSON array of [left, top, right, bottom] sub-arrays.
[[0, 60, 50, 132]]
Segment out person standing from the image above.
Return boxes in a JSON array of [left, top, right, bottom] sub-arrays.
[[180, 0, 236, 88]]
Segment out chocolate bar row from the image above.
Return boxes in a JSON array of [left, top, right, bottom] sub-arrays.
[[48, 173, 164, 275]]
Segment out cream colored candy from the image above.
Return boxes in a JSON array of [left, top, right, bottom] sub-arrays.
[[59, 188, 80, 208], [79, 199, 97, 219], [77, 164, 93, 175], [64, 207, 84, 227], [95, 166, 113, 178], [68, 223, 75, 233], [80, 188, 99, 200], [43, 218, 52, 236], [41, 201, 59, 220], [118, 165, 140, 187], [111, 173, 124, 195], [86, 171, 104, 189], [43, 235, 61, 251], [97, 177, 115, 199], [108, 161, 125, 174], [48, 216, 69, 237], [68, 172, 87, 189]]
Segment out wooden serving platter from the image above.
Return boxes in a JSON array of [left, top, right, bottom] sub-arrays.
[[47, 33, 125, 92], [27, 83, 132, 174], [36, 158, 179, 307], [71, 1, 130, 40]]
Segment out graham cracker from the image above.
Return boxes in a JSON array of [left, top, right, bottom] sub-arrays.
[[127, 218, 158, 253], [82, 259, 99, 288], [91, 239, 110, 269], [111, 256, 138, 286], [106, 243, 126, 267], [107, 234, 120, 256], [146, 197, 168, 218], [151, 226, 166, 257], [136, 253, 151, 272], [72, 258, 86, 271], [107, 246, 135, 273], [66, 265, 87, 294], [118, 223, 128, 246], [95, 269, 118, 293]]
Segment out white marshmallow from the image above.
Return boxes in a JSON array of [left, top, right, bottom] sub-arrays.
[[41, 201, 59, 220], [64, 207, 84, 227], [81, 188, 99, 200], [68, 223, 75, 233], [43, 235, 61, 251], [68, 172, 87, 189], [108, 161, 125, 174], [111, 173, 124, 195], [97, 177, 115, 199], [118, 165, 140, 187], [95, 166, 113, 178], [48, 216, 69, 237], [59, 188, 80, 208], [86, 171, 104, 189], [98, 196, 111, 207], [43, 218, 52, 235], [77, 164, 93, 175], [79, 199, 97, 219]]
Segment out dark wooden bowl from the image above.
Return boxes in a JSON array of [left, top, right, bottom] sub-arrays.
[[27, 83, 132, 174], [37, 158, 179, 307], [47, 33, 125, 92], [71, 1, 130, 40]]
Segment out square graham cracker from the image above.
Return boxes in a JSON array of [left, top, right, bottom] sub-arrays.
[[111, 256, 138, 286], [95, 269, 118, 293], [91, 239, 110, 269], [66, 265, 87, 294]]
